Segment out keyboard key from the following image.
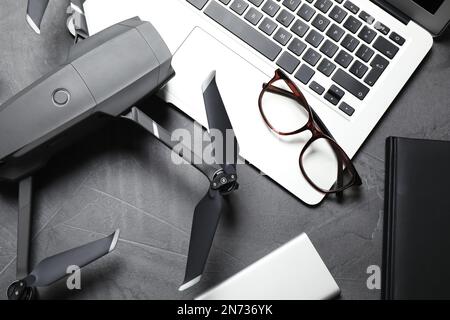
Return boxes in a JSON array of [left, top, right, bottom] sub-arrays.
[[274, 28, 293, 45], [248, 0, 264, 6], [320, 39, 339, 58], [312, 14, 330, 32], [205, 2, 282, 61], [356, 44, 374, 62], [298, 3, 316, 22], [230, 0, 249, 15], [339, 102, 355, 116], [262, 0, 281, 17], [364, 68, 382, 87], [317, 58, 336, 76], [329, 6, 347, 23], [326, 24, 345, 42], [295, 64, 316, 84], [358, 26, 377, 44], [343, 1, 359, 14], [259, 17, 278, 35], [291, 19, 309, 37], [282, 0, 302, 12], [371, 54, 389, 70], [341, 34, 360, 52], [277, 51, 301, 73], [310, 81, 325, 95], [374, 21, 390, 35], [219, 0, 232, 3], [305, 30, 324, 47], [390, 32, 406, 46], [245, 7, 263, 25], [332, 69, 370, 100], [349, 60, 368, 78], [373, 36, 399, 59], [343, 16, 362, 33], [303, 48, 322, 66], [288, 38, 307, 56], [329, 85, 345, 99], [314, 0, 333, 13], [334, 50, 353, 67], [364, 54, 389, 86], [277, 9, 295, 27], [324, 93, 340, 105], [187, 0, 209, 10], [359, 11, 374, 24]]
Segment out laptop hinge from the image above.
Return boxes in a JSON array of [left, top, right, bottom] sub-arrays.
[[370, 0, 410, 25]]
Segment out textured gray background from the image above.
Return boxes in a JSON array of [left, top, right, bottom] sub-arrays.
[[0, 0, 449, 300]]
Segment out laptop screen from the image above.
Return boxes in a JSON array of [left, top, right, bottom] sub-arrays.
[[412, 0, 445, 14], [384, 0, 450, 35]]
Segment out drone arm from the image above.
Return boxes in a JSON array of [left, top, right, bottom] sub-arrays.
[[122, 107, 220, 183], [17, 176, 34, 279]]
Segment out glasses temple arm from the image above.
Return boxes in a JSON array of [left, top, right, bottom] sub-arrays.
[[336, 156, 344, 199]]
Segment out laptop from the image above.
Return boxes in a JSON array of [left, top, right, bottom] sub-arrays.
[[82, 0, 449, 205]]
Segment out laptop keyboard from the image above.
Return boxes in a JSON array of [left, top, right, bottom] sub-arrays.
[[187, 0, 405, 117]]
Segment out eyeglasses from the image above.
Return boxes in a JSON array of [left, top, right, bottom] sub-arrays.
[[258, 69, 362, 194]]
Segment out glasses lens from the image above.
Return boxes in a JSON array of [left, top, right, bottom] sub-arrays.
[[260, 80, 309, 134], [301, 138, 355, 192]]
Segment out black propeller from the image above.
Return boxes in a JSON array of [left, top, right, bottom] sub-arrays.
[[26, 0, 49, 34], [121, 72, 240, 291], [69, 0, 84, 11], [66, 0, 89, 40], [26, 0, 88, 39], [8, 229, 120, 300], [179, 71, 240, 291]]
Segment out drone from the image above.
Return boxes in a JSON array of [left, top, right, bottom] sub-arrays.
[[1, 0, 240, 299]]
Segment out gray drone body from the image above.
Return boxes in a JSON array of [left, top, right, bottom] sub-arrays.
[[0, 17, 174, 181]]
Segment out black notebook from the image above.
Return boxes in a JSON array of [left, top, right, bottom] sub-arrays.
[[382, 137, 450, 300]]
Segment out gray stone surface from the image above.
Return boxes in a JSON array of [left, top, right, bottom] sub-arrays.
[[0, 0, 449, 300]]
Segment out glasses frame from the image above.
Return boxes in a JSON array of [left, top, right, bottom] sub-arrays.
[[258, 69, 362, 194]]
